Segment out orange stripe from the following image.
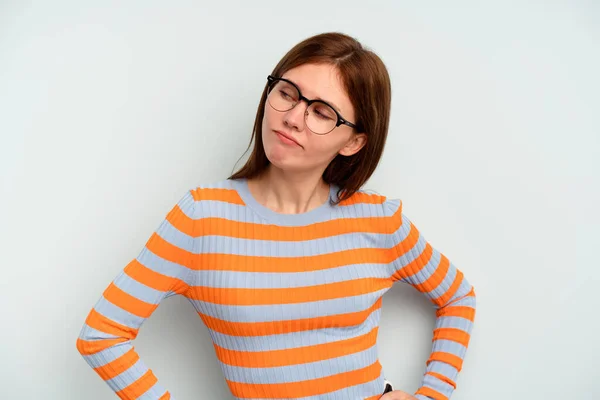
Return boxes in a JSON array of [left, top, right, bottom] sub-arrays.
[[188, 277, 392, 304], [76, 337, 128, 356], [164, 204, 195, 237], [85, 308, 139, 339], [103, 282, 158, 318], [410, 251, 450, 294], [426, 371, 456, 389], [338, 191, 387, 206], [124, 259, 188, 295], [416, 386, 448, 400], [433, 327, 471, 347], [427, 351, 464, 371], [159, 392, 171, 400], [390, 221, 427, 280], [432, 268, 464, 308], [215, 327, 378, 368], [391, 241, 433, 281], [197, 214, 397, 240], [190, 187, 245, 205], [436, 305, 476, 321], [145, 232, 192, 268], [200, 298, 382, 337], [466, 286, 476, 298], [116, 369, 158, 399], [94, 348, 139, 380], [227, 360, 382, 398]]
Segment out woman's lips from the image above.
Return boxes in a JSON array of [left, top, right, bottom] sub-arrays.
[[274, 130, 301, 147]]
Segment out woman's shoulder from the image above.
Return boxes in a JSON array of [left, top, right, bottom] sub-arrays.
[[173, 178, 241, 217], [342, 187, 403, 217], [188, 177, 237, 192], [184, 178, 242, 201]]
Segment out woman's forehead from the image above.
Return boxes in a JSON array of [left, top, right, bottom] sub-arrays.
[[281, 64, 352, 115]]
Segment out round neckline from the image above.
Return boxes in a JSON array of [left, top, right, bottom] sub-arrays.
[[230, 177, 339, 226]]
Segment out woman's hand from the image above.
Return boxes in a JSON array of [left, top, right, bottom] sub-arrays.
[[380, 389, 419, 400]]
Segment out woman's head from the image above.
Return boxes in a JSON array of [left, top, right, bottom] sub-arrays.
[[229, 32, 391, 203]]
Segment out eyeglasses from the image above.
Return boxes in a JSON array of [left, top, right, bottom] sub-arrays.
[[266, 75, 359, 135]]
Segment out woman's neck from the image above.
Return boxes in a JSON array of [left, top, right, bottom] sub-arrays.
[[247, 168, 330, 215]]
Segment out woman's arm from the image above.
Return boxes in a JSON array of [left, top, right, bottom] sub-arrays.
[[76, 188, 197, 399], [385, 199, 477, 400]]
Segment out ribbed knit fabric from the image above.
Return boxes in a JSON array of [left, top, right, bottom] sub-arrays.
[[76, 177, 476, 400]]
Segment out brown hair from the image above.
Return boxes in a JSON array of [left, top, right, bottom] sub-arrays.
[[228, 32, 391, 204]]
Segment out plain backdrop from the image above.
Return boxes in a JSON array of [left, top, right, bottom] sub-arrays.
[[1, 1, 598, 399]]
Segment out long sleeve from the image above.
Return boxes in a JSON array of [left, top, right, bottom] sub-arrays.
[[76, 189, 196, 399], [385, 199, 476, 400]]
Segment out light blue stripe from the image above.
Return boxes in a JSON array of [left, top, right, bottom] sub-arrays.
[[136, 383, 169, 400], [437, 315, 474, 332], [191, 288, 388, 323], [447, 293, 476, 308], [428, 254, 457, 297], [393, 235, 430, 274], [421, 372, 454, 397], [154, 219, 194, 252], [426, 360, 459, 380], [105, 358, 148, 392], [190, 261, 391, 289], [94, 296, 145, 329], [152, 219, 194, 253], [114, 272, 166, 305], [78, 323, 120, 341], [176, 189, 195, 215], [432, 339, 467, 358], [191, 199, 391, 223], [184, 231, 393, 257], [137, 247, 192, 285], [208, 308, 382, 351], [188, 179, 393, 226], [446, 279, 474, 304], [403, 246, 446, 286]]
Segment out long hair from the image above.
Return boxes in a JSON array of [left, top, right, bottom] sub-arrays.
[[229, 32, 392, 204]]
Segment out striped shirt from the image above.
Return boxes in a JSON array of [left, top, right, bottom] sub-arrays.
[[76, 177, 476, 400]]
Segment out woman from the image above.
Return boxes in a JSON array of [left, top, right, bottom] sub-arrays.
[[77, 32, 476, 400]]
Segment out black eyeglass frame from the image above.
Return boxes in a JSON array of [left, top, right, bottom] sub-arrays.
[[266, 75, 360, 134]]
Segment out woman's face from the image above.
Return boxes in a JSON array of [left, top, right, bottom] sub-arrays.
[[261, 63, 366, 174]]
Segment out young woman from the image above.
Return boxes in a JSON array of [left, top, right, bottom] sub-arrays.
[[77, 32, 476, 400]]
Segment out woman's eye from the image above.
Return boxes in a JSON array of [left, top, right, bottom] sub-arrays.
[[314, 109, 333, 120]]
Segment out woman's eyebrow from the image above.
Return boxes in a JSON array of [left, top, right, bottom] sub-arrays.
[[287, 78, 343, 114], [315, 96, 342, 114]]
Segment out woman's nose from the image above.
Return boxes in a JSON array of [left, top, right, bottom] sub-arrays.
[[283, 101, 308, 131]]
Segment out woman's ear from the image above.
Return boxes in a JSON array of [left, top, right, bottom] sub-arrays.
[[339, 133, 368, 157]]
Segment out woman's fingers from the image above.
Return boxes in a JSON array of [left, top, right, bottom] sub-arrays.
[[380, 390, 419, 400]]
